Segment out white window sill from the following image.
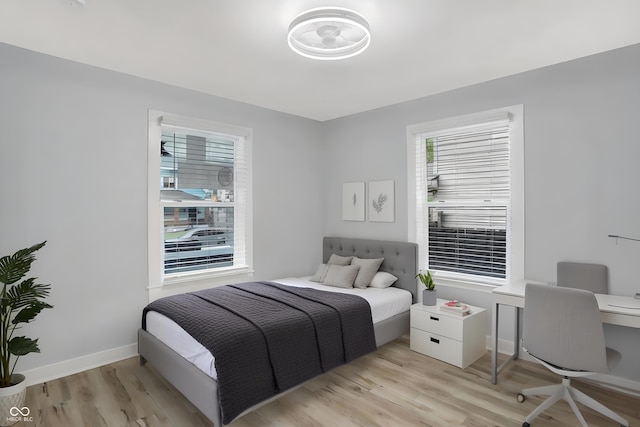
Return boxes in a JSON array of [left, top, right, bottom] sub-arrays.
[[433, 276, 499, 294], [161, 265, 253, 286], [147, 266, 254, 301]]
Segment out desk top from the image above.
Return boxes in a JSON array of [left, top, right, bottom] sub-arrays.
[[597, 294, 640, 316], [492, 280, 529, 297], [492, 282, 640, 322]]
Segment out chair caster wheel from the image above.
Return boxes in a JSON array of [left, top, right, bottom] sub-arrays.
[[517, 393, 525, 403]]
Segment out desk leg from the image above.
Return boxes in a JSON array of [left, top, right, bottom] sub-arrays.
[[514, 306, 520, 358], [492, 303, 521, 384], [491, 302, 499, 384]]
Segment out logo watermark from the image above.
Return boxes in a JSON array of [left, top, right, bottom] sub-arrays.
[[6, 406, 33, 423]]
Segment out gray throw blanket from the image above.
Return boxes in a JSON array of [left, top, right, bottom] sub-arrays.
[[142, 281, 376, 424]]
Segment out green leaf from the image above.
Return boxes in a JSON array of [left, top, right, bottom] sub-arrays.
[[12, 302, 53, 325], [0, 241, 46, 285], [8, 336, 40, 356], [6, 278, 51, 311], [416, 270, 436, 290]]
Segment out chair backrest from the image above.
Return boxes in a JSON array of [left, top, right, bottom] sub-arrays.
[[522, 283, 610, 373], [557, 262, 609, 294]]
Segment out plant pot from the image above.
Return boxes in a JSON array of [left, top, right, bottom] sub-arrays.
[[0, 374, 27, 426], [422, 289, 437, 306]]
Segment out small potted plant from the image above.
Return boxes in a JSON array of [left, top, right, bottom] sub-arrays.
[[0, 241, 52, 425], [416, 270, 437, 306]]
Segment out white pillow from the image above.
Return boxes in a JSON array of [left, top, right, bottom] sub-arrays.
[[351, 257, 384, 289], [368, 271, 398, 288], [310, 264, 330, 282], [322, 264, 360, 288], [328, 253, 353, 266]]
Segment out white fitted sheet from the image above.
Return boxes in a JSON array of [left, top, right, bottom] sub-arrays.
[[145, 277, 412, 379]]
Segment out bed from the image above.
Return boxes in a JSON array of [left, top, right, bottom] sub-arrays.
[[138, 236, 418, 426]]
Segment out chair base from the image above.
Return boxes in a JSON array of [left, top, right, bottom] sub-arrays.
[[518, 377, 628, 427]]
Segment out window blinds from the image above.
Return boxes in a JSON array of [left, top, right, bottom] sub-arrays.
[[430, 125, 510, 201], [416, 115, 510, 280], [159, 120, 247, 275], [160, 127, 235, 199]]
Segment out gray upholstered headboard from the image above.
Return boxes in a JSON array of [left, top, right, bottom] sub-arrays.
[[323, 237, 418, 303]]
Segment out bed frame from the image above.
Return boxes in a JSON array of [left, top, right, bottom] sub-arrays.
[[138, 237, 418, 426]]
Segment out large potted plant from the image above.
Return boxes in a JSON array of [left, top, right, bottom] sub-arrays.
[[0, 242, 51, 426], [416, 270, 437, 306]]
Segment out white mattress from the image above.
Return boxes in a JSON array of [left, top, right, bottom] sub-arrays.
[[145, 277, 412, 379]]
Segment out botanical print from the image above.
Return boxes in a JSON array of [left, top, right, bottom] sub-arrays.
[[372, 193, 387, 213], [369, 180, 394, 222], [343, 182, 365, 221]]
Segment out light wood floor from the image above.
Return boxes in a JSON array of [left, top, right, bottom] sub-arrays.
[[23, 336, 639, 426]]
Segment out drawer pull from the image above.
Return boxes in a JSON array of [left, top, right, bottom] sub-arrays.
[[430, 337, 440, 344], [430, 316, 440, 321]]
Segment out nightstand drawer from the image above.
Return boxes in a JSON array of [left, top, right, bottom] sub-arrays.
[[410, 308, 463, 341], [410, 328, 464, 367]]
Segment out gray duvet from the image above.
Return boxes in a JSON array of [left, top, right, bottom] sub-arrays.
[[142, 281, 376, 424]]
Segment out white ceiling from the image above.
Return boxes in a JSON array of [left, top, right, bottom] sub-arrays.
[[1, 0, 640, 121]]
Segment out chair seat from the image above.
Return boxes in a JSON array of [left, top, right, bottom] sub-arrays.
[[526, 346, 621, 378]]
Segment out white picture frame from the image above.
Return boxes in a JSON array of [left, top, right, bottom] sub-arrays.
[[369, 180, 395, 222], [342, 182, 365, 221]]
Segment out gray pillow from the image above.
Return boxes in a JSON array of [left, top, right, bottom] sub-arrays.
[[310, 264, 330, 282], [351, 257, 384, 289], [369, 271, 398, 288], [322, 264, 360, 288], [328, 253, 353, 266]]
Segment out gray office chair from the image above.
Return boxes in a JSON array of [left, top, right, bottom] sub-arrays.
[[557, 261, 608, 294], [517, 283, 628, 427]]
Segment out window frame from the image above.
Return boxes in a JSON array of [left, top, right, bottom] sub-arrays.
[[147, 110, 253, 292], [407, 105, 524, 288]]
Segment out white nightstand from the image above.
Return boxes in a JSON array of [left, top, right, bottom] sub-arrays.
[[410, 299, 487, 368]]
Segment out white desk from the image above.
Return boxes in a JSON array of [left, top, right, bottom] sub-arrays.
[[491, 282, 640, 384]]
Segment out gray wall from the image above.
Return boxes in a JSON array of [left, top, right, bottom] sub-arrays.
[[0, 42, 325, 372], [2, 40, 640, 383], [322, 43, 640, 380]]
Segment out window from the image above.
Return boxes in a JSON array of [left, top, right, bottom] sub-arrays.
[[408, 106, 524, 286], [148, 111, 252, 287]]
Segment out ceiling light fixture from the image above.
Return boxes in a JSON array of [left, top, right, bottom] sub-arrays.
[[287, 7, 371, 60]]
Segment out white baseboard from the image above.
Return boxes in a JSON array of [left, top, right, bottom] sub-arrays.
[[492, 336, 518, 357], [22, 343, 138, 387]]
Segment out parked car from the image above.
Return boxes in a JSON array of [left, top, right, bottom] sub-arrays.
[[165, 226, 232, 249], [164, 226, 234, 274], [164, 244, 233, 274]]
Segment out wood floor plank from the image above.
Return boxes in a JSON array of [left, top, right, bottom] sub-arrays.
[[112, 362, 173, 427], [23, 335, 640, 426], [133, 363, 212, 427]]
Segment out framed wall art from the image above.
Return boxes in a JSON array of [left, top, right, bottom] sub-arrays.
[[342, 182, 365, 221]]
